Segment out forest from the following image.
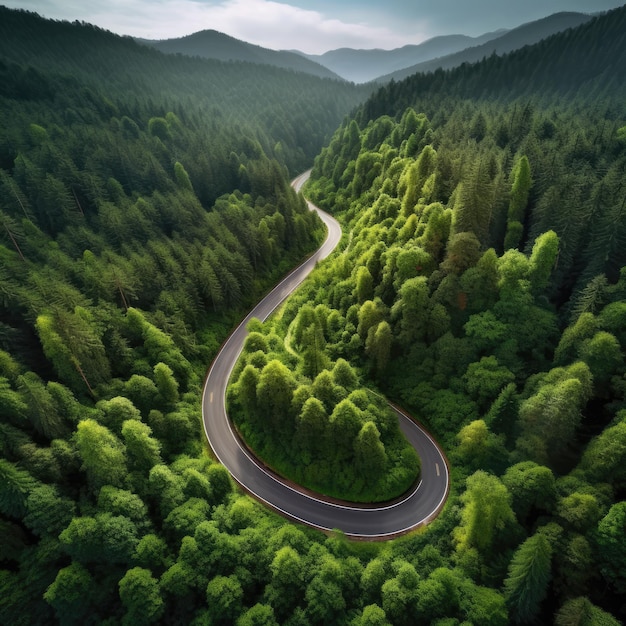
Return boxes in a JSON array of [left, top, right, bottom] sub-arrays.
[[1, 3, 626, 625]]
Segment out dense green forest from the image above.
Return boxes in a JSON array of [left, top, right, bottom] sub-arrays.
[[231, 4, 626, 624], [228, 327, 420, 502], [0, 7, 369, 176], [2, 4, 626, 625]]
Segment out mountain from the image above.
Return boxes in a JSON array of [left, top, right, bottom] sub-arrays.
[[0, 6, 369, 173], [359, 4, 626, 120], [379, 11, 594, 82], [298, 30, 505, 84], [139, 29, 343, 80]]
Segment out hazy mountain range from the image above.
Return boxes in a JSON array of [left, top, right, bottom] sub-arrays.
[[139, 10, 595, 84], [138, 30, 342, 81], [294, 30, 506, 84], [376, 11, 594, 83]]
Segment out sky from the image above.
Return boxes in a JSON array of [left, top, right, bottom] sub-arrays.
[[5, 0, 626, 54]]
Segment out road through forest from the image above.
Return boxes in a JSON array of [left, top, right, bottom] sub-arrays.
[[201, 170, 449, 538]]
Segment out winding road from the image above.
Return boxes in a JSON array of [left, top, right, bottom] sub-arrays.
[[201, 170, 449, 539]]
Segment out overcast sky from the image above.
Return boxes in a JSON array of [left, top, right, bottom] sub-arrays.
[[6, 0, 625, 53]]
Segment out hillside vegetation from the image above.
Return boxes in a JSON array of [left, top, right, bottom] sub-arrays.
[[1, 4, 626, 625], [232, 5, 626, 623], [0, 7, 369, 175], [379, 11, 593, 83]]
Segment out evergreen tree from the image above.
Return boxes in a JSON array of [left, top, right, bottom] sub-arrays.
[[504, 533, 552, 624]]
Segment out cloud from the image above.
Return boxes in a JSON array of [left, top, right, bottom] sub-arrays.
[[9, 0, 428, 53]]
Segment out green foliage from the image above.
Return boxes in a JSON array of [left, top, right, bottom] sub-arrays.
[[515, 363, 593, 467], [24, 483, 76, 537], [554, 597, 621, 626], [501, 462, 556, 523], [454, 471, 516, 555], [504, 533, 552, 624], [121, 419, 162, 474], [463, 356, 515, 410], [173, 161, 193, 192], [3, 5, 626, 624], [595, 502, 626, 593], [119, 567, 164, 625], [0, 458, 36, 518], [74, 419, 127, 490], [153, 362, 179, 406], [577, 411, 626, 486], [205, 575, 244, 623], [231, 343, 419, 500], [504, 156, 532, 249], [59, 513, 139, 564], [43, 562, 95, 624], [454, 420, 508, 474], [256, 359, 297, 434]]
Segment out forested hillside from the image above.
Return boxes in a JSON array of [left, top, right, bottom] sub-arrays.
[[379, 11, 593, 83], [2, 3, 626, 625], [0, 7, 369, 175], [362, 5, 626, 112], [0, 7, 376, 624], [230, 4, 626, 624]]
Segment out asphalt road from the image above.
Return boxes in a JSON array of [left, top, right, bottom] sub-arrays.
[[201, 170, 449, 539]]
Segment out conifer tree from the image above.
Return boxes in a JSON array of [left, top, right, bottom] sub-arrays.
[[504, 533, 552, 624]]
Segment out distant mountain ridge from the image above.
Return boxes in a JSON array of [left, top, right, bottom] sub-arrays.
[[357, 4, 626, 123], [379, 11, 594, 82], [138, 30, 343, 81], [297, 30, 506, 84], [137, 10, 599, 86]]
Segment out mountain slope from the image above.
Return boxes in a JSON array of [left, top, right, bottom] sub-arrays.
[[299, 30, 505, 84], [0, 7, 369, 174], [139, 29, 342, 80], [379, 11, 594, 82], [359, 5, 626, 122]]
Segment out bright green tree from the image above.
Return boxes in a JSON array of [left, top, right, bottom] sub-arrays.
[[577, 411, 626, 485], [153, 362, 179, 405], [122, 419, 162, 474], [119, 567, 164, 626], [74, 419, 127, 490], [504, 155, 532, 249], [454, 470, 516, 554], [501, 461, 556, 523], [205, 575, 244, 623], [354, 421, 387, 481], [97, 396, 141, 434], [43, 562, 95, 624], [236, 603, 278, 626], [256, 360, 297, 434], [295, 397, 328, 459], [352, 603, 392, 626], [365, 321, 393, 375]]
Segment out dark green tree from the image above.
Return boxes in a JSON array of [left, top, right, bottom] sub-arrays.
[[504, 533, 552, 624]]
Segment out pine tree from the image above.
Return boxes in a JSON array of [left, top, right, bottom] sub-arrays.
[[504, 533, 552, 624]]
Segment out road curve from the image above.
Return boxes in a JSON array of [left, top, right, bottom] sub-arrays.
[[201, 170, 449, 539]]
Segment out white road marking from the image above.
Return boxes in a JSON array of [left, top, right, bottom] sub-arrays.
[[436, 463, 440, 477]]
